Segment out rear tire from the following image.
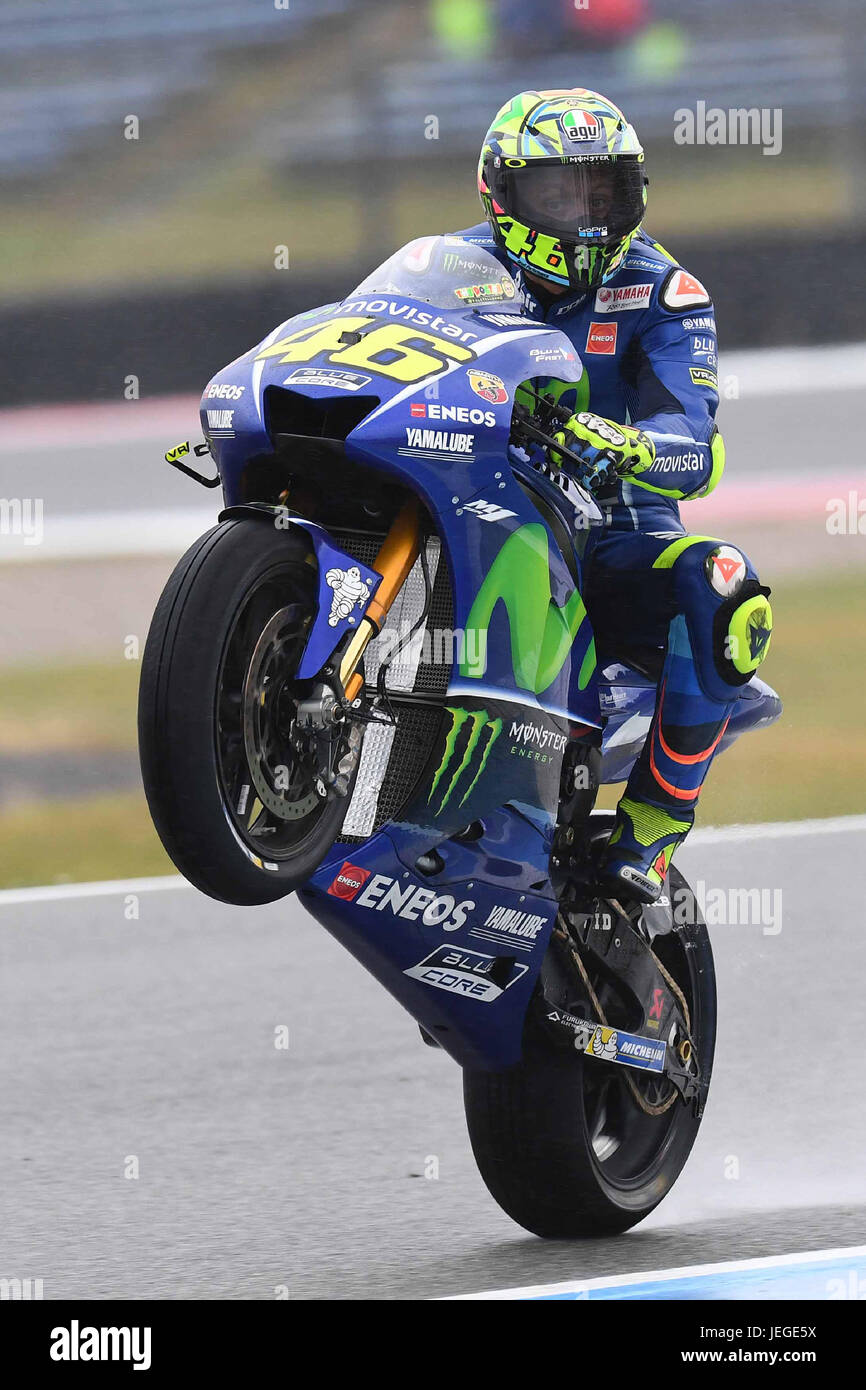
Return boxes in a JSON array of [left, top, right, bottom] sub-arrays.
[[463, 856, 715, 1237], [138, 519, 355, 905]]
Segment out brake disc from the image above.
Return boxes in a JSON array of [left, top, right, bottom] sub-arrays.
[[242, 606, 322, 821]]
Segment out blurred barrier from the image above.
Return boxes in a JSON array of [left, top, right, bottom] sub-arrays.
[[276, 32, 862, 164], [0, 0, 352, 176]]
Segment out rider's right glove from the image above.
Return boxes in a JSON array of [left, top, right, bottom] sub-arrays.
[[549, 411, 656, 494]]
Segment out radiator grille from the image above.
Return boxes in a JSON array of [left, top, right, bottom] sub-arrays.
[[330, 529, 453, 840]]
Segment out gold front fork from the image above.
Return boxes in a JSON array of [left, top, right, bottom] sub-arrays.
[[338, 499, 421, 703]]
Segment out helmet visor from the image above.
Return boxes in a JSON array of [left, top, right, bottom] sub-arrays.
[[491, 155, 644, 244]]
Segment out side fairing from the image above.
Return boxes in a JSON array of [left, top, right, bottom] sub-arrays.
[[203, 293, 601, 835]]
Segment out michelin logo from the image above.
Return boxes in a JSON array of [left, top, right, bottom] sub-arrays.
[[586, 1025, 667, 1073], [325, 566, 371, 626]]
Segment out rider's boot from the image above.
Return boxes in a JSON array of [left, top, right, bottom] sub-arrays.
[[597, 614, 735, 904]]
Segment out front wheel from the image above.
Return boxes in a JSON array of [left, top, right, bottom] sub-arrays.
[[463, 860, 716, 1238], [138, 518, 359, 905]]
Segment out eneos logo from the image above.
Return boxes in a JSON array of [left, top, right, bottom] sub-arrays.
[[327, 862, 371, 900], [585, 321, 618, 354]]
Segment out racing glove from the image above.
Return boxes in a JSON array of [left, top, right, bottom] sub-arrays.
[[550, 411, 655, 493]]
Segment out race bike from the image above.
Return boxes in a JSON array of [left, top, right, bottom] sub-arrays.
[[139, 236, 781, 1237]]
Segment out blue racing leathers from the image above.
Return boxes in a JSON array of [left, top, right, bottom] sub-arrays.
[[452, 223, 725, 525], [447, 222, 773, 899]]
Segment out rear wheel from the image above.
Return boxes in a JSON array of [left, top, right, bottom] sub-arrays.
[[463, 836, 715, 1237], [138, 518, 359, 905]]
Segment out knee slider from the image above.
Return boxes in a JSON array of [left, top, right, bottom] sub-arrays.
[[712, 579, 773, 686]]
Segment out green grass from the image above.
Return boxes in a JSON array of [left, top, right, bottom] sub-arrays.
[[1, 792, 172, 889], [0, 570, 862, 888], [597, 568, 866, 825], [0, 660, 141, 752]]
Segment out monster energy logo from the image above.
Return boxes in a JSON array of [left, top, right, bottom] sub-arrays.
[[428, 707, 502, 814]]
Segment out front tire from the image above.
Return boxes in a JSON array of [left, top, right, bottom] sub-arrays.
[[463, 861, 716, 1237], [138, 518, 356, 905]]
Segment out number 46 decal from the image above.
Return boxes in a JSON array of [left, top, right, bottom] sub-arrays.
[[255, 314, 474, 385]]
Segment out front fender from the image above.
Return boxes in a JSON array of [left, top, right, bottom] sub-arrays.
[[219, 504, 382, 679]]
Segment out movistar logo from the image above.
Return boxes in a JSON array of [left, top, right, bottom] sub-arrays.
[[461, 523, 595, 695], [428, 707, 502, 814]]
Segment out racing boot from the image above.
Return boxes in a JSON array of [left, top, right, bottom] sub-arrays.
[[598, 795, 694, 904], [598, 614, 734, 904]]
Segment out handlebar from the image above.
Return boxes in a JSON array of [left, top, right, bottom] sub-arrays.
[[509, 396, 620, 498]]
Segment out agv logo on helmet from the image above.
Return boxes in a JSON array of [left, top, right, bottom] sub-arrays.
[[561, 110, 602, 142]]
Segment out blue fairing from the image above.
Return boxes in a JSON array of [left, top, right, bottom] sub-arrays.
[[199, 236, 780, 1070], [598, 664, 783, 785]]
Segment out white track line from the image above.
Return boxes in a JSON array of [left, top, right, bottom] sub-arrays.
[[0, 875, 187, 906], [723, 342, 866, 398], [1, 469, 858, 564], [0, 395, 198, 454], [690, 813, 866, 844], [0, 813, 863, 907], [0, 507, 216, 564], [446, 1243, 866, 1300]]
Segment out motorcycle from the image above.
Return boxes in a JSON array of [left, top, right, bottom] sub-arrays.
[[138, 235, 781, 1237]]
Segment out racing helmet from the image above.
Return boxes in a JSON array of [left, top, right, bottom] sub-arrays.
[[478, 89, 647, 294]]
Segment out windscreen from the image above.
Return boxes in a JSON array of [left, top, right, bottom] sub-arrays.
[[351, 236, 522, 311]]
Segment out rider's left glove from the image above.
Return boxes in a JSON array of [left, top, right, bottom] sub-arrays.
[[550, 411, 655, 492]]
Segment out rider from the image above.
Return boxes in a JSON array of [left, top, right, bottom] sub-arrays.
[[452, 89, 773, 903]]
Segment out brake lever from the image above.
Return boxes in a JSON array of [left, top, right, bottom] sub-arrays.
[[164, 439, 221, 488], [511, 406, 616, 499], [510, 406, 591, 479]]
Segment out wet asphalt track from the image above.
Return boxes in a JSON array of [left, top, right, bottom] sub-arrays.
[[1, 824, 864, 1300]]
